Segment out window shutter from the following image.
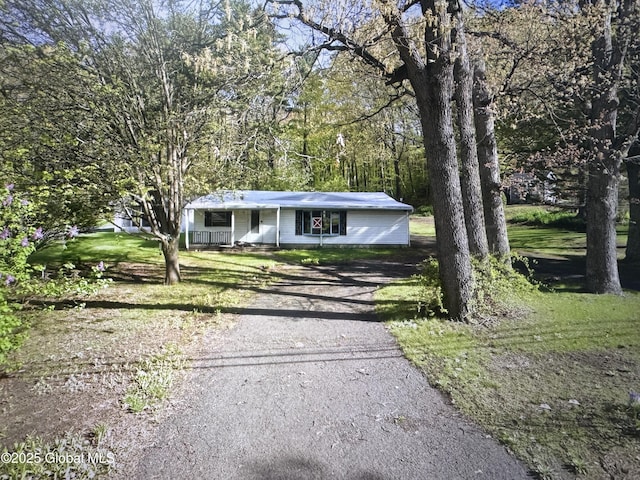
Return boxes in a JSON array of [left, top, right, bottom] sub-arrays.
[[339, 211, 347, 235], [295, 210, 302, 235]]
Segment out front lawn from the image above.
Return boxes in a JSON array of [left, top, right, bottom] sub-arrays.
[[382, 211, 640, 479]]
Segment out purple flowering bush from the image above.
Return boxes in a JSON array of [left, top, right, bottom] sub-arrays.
[[1, 184, 111, 365], [0, 184, 34, 363], [0, 184, 40, 284]]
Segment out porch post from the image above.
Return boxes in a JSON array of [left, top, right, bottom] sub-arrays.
[[276, 207, 281, 247], [185, 208, 190, 251], [406, 211, 410, 247], [230, 210, 235, 246]]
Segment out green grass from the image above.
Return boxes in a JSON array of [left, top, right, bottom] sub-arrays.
[[274, 247, 398, 265], [391, 209, 640, 478], [381, 267, 640, 479], [409, 215, 436, 237], [508, 224, 588, 256], [123, 344, 185, 413], [505, 205, 628, 258], [0, 430, 115, 479], [506, 205, 585, 230], [26, 233, 278, 309], [3, 232, 284, 473], [492, 291, 640, 353], [29, 232, 163, 265]]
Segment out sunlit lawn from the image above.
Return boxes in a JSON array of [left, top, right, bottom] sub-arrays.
[[388, 206, 640, 479]]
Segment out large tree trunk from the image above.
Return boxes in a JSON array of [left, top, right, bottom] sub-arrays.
[[586, 161, 622, 293], [417, 86, 473, 320], [379, 0, 474, 319], [453, 8, 489, 259], [473, 59, 511, 260], [408, 1, 473, 320], [585, 4, 623, 294], [140, 142, 185, 285], [625, 152, 640, 262], [161, 236, 181, 285]]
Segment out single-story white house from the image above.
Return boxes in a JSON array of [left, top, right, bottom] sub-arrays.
[[183, 191, 413, 249]]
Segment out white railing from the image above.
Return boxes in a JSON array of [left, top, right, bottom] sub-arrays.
[[190, 230, 232, 245]]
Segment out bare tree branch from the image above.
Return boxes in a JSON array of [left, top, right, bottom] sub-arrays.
[[266, 0, 390, 76]]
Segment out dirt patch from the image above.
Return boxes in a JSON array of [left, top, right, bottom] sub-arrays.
[[484, 349, 640, 479], [0, 265, 237, 476]]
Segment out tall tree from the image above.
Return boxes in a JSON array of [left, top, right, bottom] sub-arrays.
[[0, 43, 122, 237], [453, 5, 489, 259], [473, 58, 511, 259], [269, 0, 476, 319], [1, 0, 282, 284], [280, 58, 425, 202], [472, 1, 640, 290], [581, 0, 638, 294]]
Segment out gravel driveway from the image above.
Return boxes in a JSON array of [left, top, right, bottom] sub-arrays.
[[133, 259, 529, 479]]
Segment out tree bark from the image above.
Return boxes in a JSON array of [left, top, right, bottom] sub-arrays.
[[401, 0, 473, 320], [453, 8, 489, 259], [585, 4, 623, 294], [161, 235, 181, 285], [472, 59, 511, 261], [625, 151, 640, 262], [586, 160, 622, 293], [418, 86, 474, 319]]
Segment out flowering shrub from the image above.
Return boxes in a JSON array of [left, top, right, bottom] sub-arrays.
[[0, 184, 38, 285], [1, 184, 111, 365], [0, 183, 35, 363]]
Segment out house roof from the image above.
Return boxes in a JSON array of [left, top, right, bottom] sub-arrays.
[[185, 191, 413, 211]]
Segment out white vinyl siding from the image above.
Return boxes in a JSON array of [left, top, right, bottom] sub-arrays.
[[280, 209, 409, 246]]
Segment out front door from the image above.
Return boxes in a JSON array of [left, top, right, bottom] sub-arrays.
[[245, 210, 261, 243]]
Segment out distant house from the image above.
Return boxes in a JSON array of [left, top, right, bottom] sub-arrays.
[[505, 171, 557, 205], [111, 212, 151, 233], [183, 191, 413, 249]]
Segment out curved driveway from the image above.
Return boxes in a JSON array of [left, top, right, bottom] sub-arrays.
[[134, 260, 529, 479]]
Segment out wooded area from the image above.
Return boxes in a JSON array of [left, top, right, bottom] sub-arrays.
[[1, 0, 638, 319]]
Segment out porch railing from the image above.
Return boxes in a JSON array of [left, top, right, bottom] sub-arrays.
[[189, 230, 232, 246]]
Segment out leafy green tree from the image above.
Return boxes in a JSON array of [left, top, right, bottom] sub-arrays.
[[277, 53, 427, 204], [1, 0, 284, 284], [0, 43, 121, 237], [581, 0, 636, 294], [0, 184, 37, 364], [473, 0, 640, 292], [467, 2, 589, 202]]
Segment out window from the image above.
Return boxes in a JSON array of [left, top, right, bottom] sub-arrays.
[[251, 210, 260, 233], [295, 210, 346, 236], [204, 211, 231, 227]]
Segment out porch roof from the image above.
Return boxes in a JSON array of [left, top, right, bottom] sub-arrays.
[[185, 191, 413, 211]]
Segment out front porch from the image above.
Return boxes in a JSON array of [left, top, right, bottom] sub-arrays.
[[184, 207, 281, 250]]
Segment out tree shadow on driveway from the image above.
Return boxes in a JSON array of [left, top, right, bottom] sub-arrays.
[[244, 454, 385, 480]]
